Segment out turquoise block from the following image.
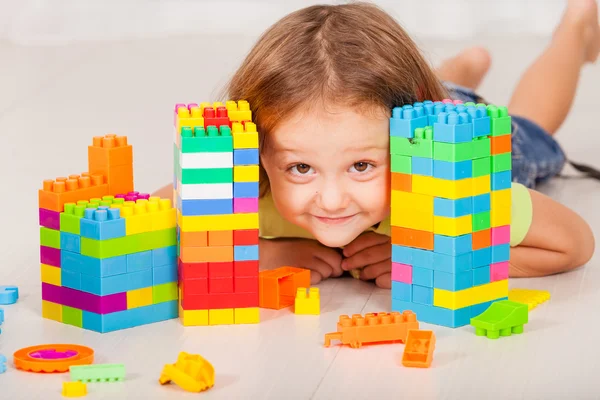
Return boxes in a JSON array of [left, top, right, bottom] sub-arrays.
[[61, 250, 126, 277], [392, 299, 471, 328], [82, 300, 178, 333], [152, 246, 177, 267], [60, 232, 81, 254], [391, 281, 412, 301], [412, 249, 434, 269], [473, 247, 492, 268], [412, 267, 433, 287], [153, 264, 177, 285], [412, 156, 433, 176], [80, 270, 153, 296], [412, 285, 434, 305], [392, 245, 412, 264], [234, 245, 258, 261], [390, 106, 428, 138], [433, 111, 473, 143], [473, 194, 491, 213], [432, 252, 472, 273], [473, 265, 491, 286], [434, 197, 473, 217], [434, 270, 473, 291], [433, 160, 472, 180], [126, 250, 152, 272], [434, 234, 472, 255], [491, 244, 510, 263], [61, 269, 82, 290]]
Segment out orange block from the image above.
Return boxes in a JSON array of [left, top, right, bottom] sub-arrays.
[[208, 230, 233, 246], [491, 135, 511, 155], [472, 229, 491, 250], [259, 267, 310, 309], [180, 246, 233, 263], [38, 174, 109, 212], [402, 329, 436, 368], [180, 231, 208, 247], [391, 173, 412, 192], [88, 134, 134, 195], [324, 311, 419, 348], [391, 226, 433, 250]]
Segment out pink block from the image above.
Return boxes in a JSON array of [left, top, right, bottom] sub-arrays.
[[490, 262, 509, 282], [442, 98, 463, 105], [234, 198, 258, 214], [391, 263, 412, 284], [41, 283, 127, 314], [39, 208, 60, 230], [491, 225, 510, 245], [40, 246, 61, 267]]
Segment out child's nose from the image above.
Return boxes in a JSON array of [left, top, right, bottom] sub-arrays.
[[317, 181, 349, 213]]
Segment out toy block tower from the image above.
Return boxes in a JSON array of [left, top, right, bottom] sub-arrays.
[[174, 101, 260, 326], [390, 100, 511, 327], [39, 134, 179, 333]]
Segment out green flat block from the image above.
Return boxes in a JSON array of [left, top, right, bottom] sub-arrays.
[[62, 306, 83, 328], [487, 105, 512, 136], [472, 137, 491, 159], [470, 300, 528, 339], [390, 136, 433, 158], [491, 153, 512, 172], [60, 205, 85, 235], [472, 211, 491, 231], [472, 157, 491, 177], [391, 154, 412, 174], [153, 282, 178, 304], [180, 136, 233, 153], [433, 142, 473, 162], [81, 235, 139, 259], [70, 364, 126, 382], [179, 167, 233, 184], [139, 228, 177, 252], [40, 227, 61, 249]]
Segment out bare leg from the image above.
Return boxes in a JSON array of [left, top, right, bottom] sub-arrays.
[[436, 47, 492, 90], [508, 0, 600, 135]]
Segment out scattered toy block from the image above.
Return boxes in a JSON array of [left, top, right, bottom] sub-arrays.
[[470, 299, 528, 339], [0, 354, 6, 373], [62, 381, 87, 397], [70, 363, 125, 382], [159, 352, 215, 393], [402, 330, 436, 368], [294, 287, 320, 315], [508, 289, 550, 310], [0, 286, 19, 305], [259, 267, 311, 309]]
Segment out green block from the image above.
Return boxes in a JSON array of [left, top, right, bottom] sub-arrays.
[[470, 300, 528, 339], [180, 168, 233, 184], [62, 306, 83, 328], [487, 105, 512, 136], [390, 136, 433, 158], [433, 142, 473, 162], [60, 204, 85, 235], [472, 157, 491, 178], [180, 136, 233, 153], [153, 282, 178, 304], [139, 228, 177, 252], [472, 137, 491, 159], [40, 227, 61, 249], [391, 154, 412, 174], [472, 211, 491, 231], [81, 235, 139, 259], [70, 364, 125, 382], [491, 153, 512, 172]]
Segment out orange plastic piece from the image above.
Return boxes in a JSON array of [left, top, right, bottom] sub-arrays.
[[324, 311, 419, 348], [180, 231, 208, 247], [180, 246, 233, 263], [472, 229, 491, 250], [38, 174, 109, 212], [88, 134, 134, 195], [491, 135, 511, 155], [159, 352, 214, 393], [259, 267, 311, 309], [13, 344, 94, 373], [391, 226, 434, 250], [402, 329, 436, 368], [391, 173, 412, 192], [208, 230, 233, 246]]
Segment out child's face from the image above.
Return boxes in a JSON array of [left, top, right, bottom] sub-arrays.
[[261, 105, 390, 248]]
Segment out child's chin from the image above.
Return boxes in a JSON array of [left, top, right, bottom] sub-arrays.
[[312, 230, 357, 248]]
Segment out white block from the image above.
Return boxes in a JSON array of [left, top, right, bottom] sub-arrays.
[[179, 152, 233, 169], [177, 182, 233, 200]]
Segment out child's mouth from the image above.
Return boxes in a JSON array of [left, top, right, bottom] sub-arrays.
[[313, 214, 357, 225]]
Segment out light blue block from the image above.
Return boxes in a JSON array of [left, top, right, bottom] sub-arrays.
[[126, 250, 152, 272], [0, 353, 6, 373], [234, 148, 259, 165], [411, 157, 433, 176], [392, 245, 412, 264], [234, 245, 259, 261], [491, 244, 510, 263], [432, 252, 472, 273], [434, 197, 473, 217], [467, 105, 491, 137], [391, 281, 412, 301], [412, 248, 434, 269], [177, 196, 233, 216], [412, 285, 433, 305], [434, 234, 472, 255], [434, 270, 473, 291], [80, 269, 153, 296], [412, 267, 433, 287], [153, 264, 177, 285], [60, 232, 81, 253], [82, 300, 178, 333], [491, 171, 512, 190], [61, 251, 127, 277], [390, 106, 428, 138], [473, 194, 491, 214], [80, 208, 126, 240], [433, 112, 473, 143], [473, 247, 492, 268], [234, 182, 259, 198], [433, 159, 472, 180], [392, 299, 471, 328], [473, 265, 491, 286], [152, 246, 177, 267], [61, 269, 82, 290]]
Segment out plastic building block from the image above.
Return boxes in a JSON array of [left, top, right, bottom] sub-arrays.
[[70, 364, 125, 382], [88, 134, 133, 195], [402, 330, 436, 368], [81, 300, 177, 333], [390, 106, 428, 138], [324, 311, 419, 348], [62, 381, 87, 397], [259, 267, 311, 309], [0, 286, 19, 304], [13, 344, 94, 373], [294, 287, 320, 315], [234, 307, 260, 324], [159, 352, 215, 393], [0, 308, 4, 334], [508, 289, 550, 310], [177, 212, 258, 232], [80, 207, 125, 240], [0, 354, 6, 373], [470, 299, 528, 339], [433, 279, 508, 310], [226, 100, 252, 122], [39, 174, 109, 213]]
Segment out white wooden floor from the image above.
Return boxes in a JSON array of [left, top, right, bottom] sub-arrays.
[[0, 33, 599, 399]]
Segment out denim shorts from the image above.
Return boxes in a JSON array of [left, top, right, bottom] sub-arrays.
[[443, 82, 566, 189]]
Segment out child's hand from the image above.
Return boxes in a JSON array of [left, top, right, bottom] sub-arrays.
[[259, 238, 344, 284], [342, 232, 391, 289]]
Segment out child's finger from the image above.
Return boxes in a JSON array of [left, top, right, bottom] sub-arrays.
[[343, 232, 390, 257], [310, 257, 336, 281], [375, 273, 392, 289], [315, 249, 343, 277], [310, 270, 323, 285], [341, 243, 390, 271], [359, 259, 391, 281]]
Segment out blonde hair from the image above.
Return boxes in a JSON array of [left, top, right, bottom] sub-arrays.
[[227, 2, 447, 196]]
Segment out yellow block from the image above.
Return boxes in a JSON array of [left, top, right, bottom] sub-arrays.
[[294, 287, 320, 315], [226, 100, 252, 122], [152, 208, 177, 231], [434, 279, 509, 310], [411, 175, 435, 196], [42, 300, 63, 322], [391, 208, 433, 232], [41, 263, 61, 286], [127, 287, 153, 309], [233, 165, 259, 182], [209, 308, 234, 325], [179, 304, 209, 326], [491, 188, 511, 227], [178, 212, 259, 232], [508, 289, 551, 310], [234, 307, 260, 324], [233, 132, 259, 149], [413, 176, 473, 199], [472, 175, 491, 196], [433, 215, 472, 236], [391, 191, 434, 214]]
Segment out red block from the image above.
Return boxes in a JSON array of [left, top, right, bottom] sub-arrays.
[[179, 260, 208, 280], [180, 278, 208, 295], [209, 277, 234, 294], [233, 229, 259, 246], [208, 261, 233, 279], [234, 260, 259, 277], [203, 106, 231, 128], [235, 276, 259, 293], [180, 291, 259, 310]]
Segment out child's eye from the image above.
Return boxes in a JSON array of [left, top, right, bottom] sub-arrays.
[[289, 163, 314, 175], [350, 162, 373, 173]]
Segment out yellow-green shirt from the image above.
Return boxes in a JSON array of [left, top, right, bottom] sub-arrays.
[[259, 182, 533, 247]]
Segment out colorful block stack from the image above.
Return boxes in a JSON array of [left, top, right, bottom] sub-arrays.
[[174, 101, 260, 326], [390, 99, 511, 328], [39, 134, 178, 333]]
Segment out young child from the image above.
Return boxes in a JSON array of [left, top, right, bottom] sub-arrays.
[[160, 0, 597, 288]]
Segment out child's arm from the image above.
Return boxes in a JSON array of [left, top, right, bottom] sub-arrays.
[[154, 184, 173, 200], [510, 189, 595, 277]]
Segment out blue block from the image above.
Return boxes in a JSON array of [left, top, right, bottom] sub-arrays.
[[412, 267, 434, 287], [433, 160, 472, 180], [433, 112, 473, 143], [467, 105, 491, 137], [473, 265, 491, 286], [0, 307, 4, 334], [234, 182, 259, 198], [61, 269, 82, 290], [82, 300, 178, 333], [470, 297, 508, 318], [411, 157, 433, 176], [392, 299, 471, 328], [491, 171, 512, 191], [473, 194, 491, 214], [392, 245, 412, 264], [152, 246, 177, 267], [234, 245, 259, 261], [234, 148, 259, 165], [80, 209, 126, 240], [412, 248, 434, 269], [434, 270, 473, 291], [433, 252, 472, 273], [434, 234, 472, 255], [391, 281, 412, 301], [177, 196, 233, 216], [80, 269, 153, 296], [390, 106, 428, 138], [491, 244, 510, 263], [60, 232, 81, 253], [0, 286, 19, 305], [126, 250, 152, 272], [0, 353, 6, 373], [473, 247, 492, 268], [153, 264, 177, 285], [434, 197, 473, 217], [412, 285, 434, 305], [61, 251, 127, 277]]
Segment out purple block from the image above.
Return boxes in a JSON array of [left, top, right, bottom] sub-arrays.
[[40, 246, 61, 267], [41, 282, 62, 304], [39, 208, 60, 230], [234, 197, 258, 214], [41, 283, 127, 315]]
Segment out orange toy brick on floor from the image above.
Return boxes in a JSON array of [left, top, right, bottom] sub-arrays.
[[259, 267, 310, 309], [402, 330, 436, 368]]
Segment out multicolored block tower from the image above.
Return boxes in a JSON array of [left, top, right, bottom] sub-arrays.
[[39, 134, 178, 333], [174, 101, 260, 326], [390, 99, 511, 328]]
